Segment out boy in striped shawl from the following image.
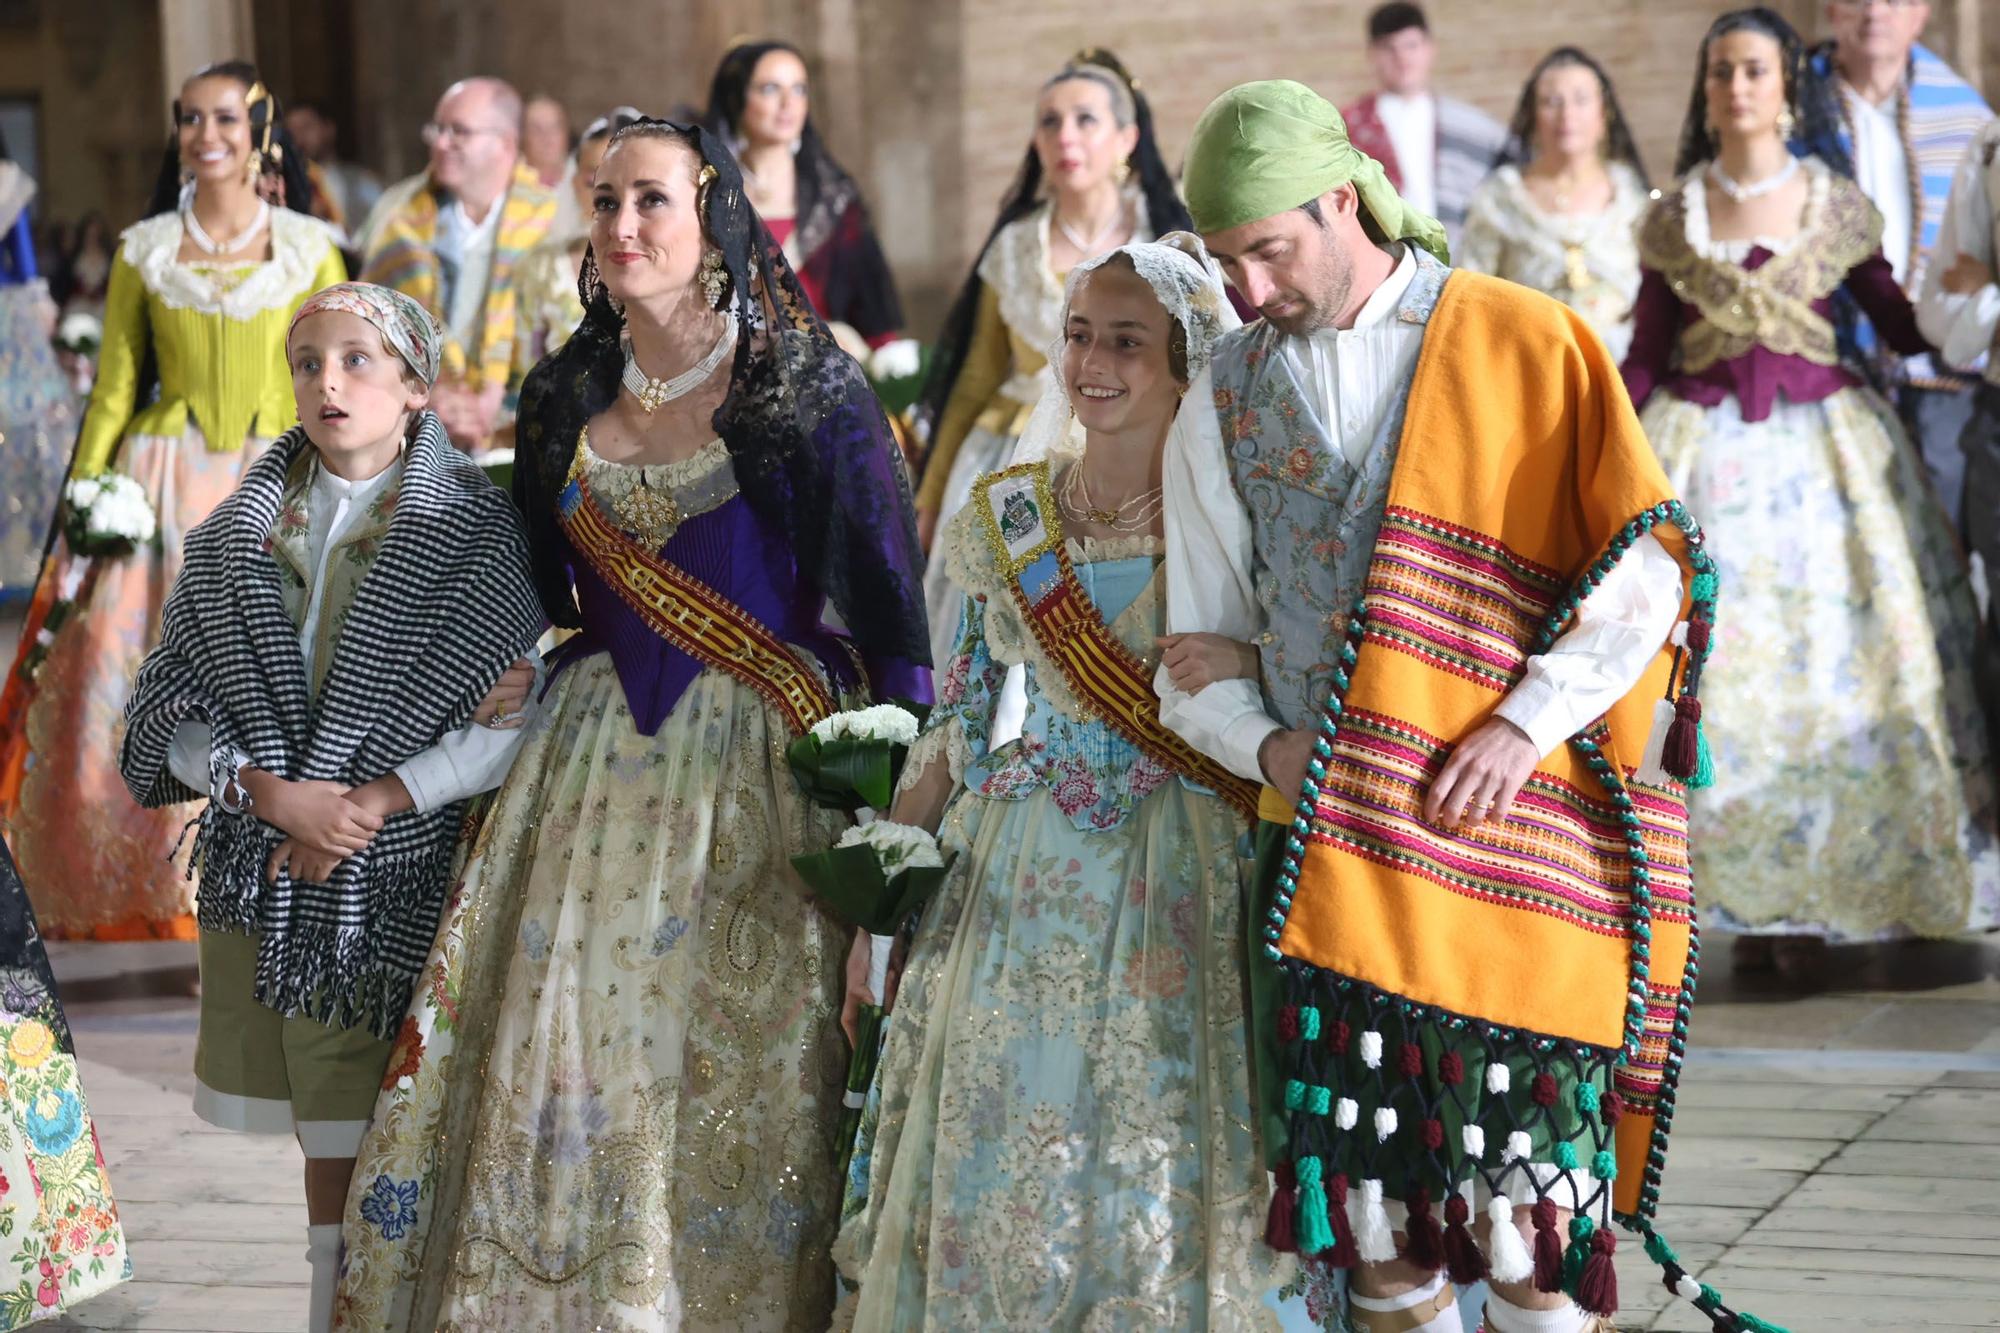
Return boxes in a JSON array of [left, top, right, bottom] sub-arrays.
[[119, 282, 545, 1333]]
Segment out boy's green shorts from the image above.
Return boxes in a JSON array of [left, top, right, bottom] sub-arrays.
[[192, 928, 397, 1158]]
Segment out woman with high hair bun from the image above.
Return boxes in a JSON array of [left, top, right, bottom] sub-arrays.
[[912, 49, 1197, 671], [336, 118, 930, 1332], [704, 40, 915, 374], [0, 59, 343, 941], [1624, 6, 1999, 977], [1457, 47, 1650, 360]]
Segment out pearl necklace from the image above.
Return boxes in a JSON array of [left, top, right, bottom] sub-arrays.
[[622, 315, 738, 413], [1708, 156, 1799, 203], [1060, 461, 1162, 533], [181, 198, 270, 256], [1054, 199, 1129, 258]]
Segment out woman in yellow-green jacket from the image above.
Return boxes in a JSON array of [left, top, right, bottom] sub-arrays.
[[0, 60, 342, 940]]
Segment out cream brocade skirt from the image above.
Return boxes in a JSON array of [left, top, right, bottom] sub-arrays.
[[1645, 386, 2000, 939], [335, 656, 850, 1332]]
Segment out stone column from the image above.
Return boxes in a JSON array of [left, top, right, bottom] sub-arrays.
[[158, 0, 256, 105]]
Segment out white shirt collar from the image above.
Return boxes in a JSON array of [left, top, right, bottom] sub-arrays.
[[1307, 245, 1417, 340], [442, 193, 505, 244], [312, 454, 401, 505]]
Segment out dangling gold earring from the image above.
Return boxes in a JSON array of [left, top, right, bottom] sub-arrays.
[[1115, 158, 1132, 187], [1776, 105, 1797, 140], [699, 250, 728, 308]]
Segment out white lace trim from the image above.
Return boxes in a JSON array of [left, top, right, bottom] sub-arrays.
[[1681, 155, 1829, 260], [119, 207, 334, 320], [1487, 162, 1648, 244], [581, 430, 731, 488]]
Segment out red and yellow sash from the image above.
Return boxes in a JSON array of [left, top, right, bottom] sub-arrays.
[[976, 462, 1260, 822], [558, 473, 834, 738]]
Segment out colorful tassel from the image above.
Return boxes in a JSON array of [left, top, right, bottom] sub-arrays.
[[1443, 1193, 1487, 1286], [1360, 1030, 1383, 1068], [1399, 1042, 1424, 1078], [1576, 1227, 1619, 1316], [1689, 571, 1718, 603], [1438, 1051, 1464, 1085], [1601, 1090, 1624, 1126], [1633, 696, 1677, 787], [1353, 1178, 1398, 1264], [1691, 720, 1716, 789], [1531, 1198, 1564, 1293], [1486, 1195, 1533, 1284], [1265, 1161, 1298, 1253], [1374, 1107, 1398, 1142], [1277, 1005, 1300, 1041], [1531, 1072, 1559, 1107], [1294, 1156, 1333, 1256], [1562, 1215, 1594, 1293], [1404, 1187, 1444, 1271], [1327, 1172, 1360, 1269], [1662, 692, 1702, 780]]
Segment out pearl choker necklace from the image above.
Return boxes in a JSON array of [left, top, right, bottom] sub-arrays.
[[622, 315, 738, 413], [1708, 156, 1799, 203], [181, 199, 271, 256]]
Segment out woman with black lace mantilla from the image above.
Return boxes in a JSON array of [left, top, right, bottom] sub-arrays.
[[335, 118, 931, 1332]]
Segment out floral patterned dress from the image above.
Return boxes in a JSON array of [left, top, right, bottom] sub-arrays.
[[833, 511, 1290, 1330], [0, 843, 128, 1326], [1626, 158, 2000, 939], [335, 437, 853, 1331]]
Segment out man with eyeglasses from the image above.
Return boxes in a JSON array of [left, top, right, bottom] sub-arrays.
[[356, 77, 558, 452], [1807, 1, 1993, 541]]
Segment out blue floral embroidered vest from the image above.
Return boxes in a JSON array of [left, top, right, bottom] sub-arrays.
[[1210, 248, 1449, 728]]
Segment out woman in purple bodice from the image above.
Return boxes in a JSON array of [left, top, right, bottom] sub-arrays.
[[1622, 7, 1997, 977], [336, 119, 930, 1332]]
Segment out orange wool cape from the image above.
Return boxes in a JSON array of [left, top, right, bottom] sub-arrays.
[[1255, 271, 1730, 1319]]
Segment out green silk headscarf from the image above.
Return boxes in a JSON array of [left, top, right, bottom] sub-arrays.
[[1183, 79, 1450, 263]]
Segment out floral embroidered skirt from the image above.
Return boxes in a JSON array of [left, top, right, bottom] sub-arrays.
[[0, 285, 76, 595], [336, 655, 851, 1332], [832, 777, 1292, 1331], [0, 840, 129, 1326], [1, 424, 272, 940], [1644, 387, 2000, 939]]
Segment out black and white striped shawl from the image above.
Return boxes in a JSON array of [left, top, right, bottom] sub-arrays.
[[121, 411, 544, 1038]]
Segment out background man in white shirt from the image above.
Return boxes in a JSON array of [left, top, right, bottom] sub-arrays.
[[1339, 3, 1506, 248], [1809, 0, 1993, 536]]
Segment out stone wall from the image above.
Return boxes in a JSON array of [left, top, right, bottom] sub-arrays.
[[2, 0, 1993, 332]]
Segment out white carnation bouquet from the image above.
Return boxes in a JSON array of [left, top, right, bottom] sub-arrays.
[[793, 817, 950, 935], [788, 702, 927, 812], [63, 474, 158, 557]]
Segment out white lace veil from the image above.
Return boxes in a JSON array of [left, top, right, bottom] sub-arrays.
[[1010, 231, 1241, 469]]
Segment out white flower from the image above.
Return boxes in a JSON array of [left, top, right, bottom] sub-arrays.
[[76, 475, 157, 544], [869, 338, 922, 381], [810, 703, 920, 747], [1373, 1106, 1398, 1142], [1359, 1030, 1383, 1069], [836, 819, 943, 875], [64, 477, 103, 510], [57, 311, 101, 348]]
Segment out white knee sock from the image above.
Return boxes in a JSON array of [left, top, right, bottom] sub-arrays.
[[305, 1223, 342, 1333], [1349, 1272, 1461, 1333], [1484, 1287, 1593, 1333]]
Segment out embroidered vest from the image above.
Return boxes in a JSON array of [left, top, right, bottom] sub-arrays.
[[269, 455, 401, 699], [1210, 248, 1450, 729]]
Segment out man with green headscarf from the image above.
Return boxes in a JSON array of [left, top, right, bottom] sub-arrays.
[[1154, 80, 1694, 1333]]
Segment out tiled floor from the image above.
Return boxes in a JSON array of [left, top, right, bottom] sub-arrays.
[[30, 933, 2000, 1330]]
